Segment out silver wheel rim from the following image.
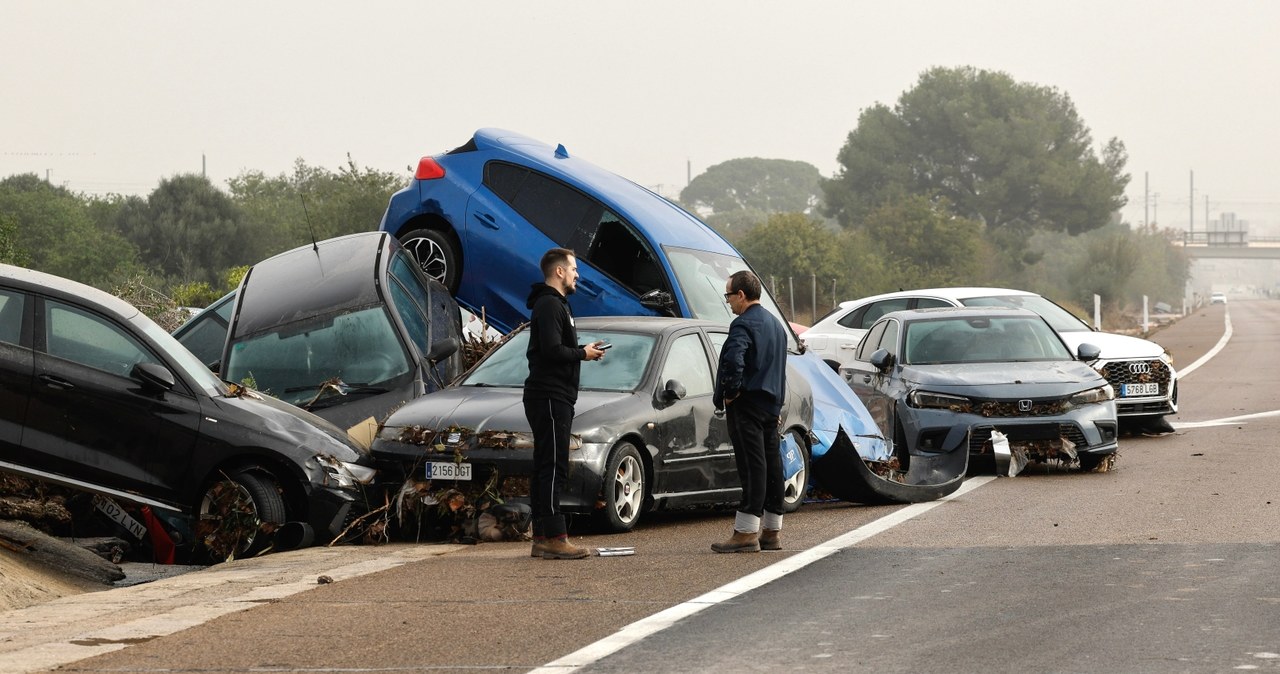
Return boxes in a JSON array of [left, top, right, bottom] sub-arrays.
[[612, 455, 644, 524], [782, 435, 806, 507], [403, 235, 449, 284], [199, 479, 260, 552]]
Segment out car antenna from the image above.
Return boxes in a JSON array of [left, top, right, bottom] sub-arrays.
[[299, 192, 319, 253]]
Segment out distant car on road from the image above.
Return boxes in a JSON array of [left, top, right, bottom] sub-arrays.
[[1210, 292, 1227, 305], [804, 287, 1177, 428], [0, 263, 376, 560], [840, 307, 1119, 474]]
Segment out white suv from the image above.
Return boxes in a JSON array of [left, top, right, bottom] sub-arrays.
[[804, 287, 1178, 425]]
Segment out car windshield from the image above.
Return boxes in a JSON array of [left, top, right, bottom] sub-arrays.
[[664, 246, 798, 350], [960, 294, 1092, 333], [904, 316, 1072, 364], [223, 305, 412, 405], [465, 330, 656, 392]]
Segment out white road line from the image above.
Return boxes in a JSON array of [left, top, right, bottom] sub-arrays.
[[530, 475, 997, 674], [1174, 409, 1280, 429], [1176, 307, 1231, 378]]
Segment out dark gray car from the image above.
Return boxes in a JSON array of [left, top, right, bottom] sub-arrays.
[[840, 307, 1119, 474], [210, 232, 463, 430]]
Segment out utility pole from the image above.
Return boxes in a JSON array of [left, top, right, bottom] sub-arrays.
[[1189, 170, 1194, 234], [1144, 172, 1149, 227]]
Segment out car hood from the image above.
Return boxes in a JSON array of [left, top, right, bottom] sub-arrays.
[[1056, 330, 1166, 359], [376, 386, 623, 437], [210, 391, 368, 463], [902, 361, 1106, 396]]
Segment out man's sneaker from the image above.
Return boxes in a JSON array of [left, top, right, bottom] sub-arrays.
[[541, 537, 590, 559]]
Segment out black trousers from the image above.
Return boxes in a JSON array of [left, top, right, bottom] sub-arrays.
[[726, 400, 783, 519], [524, 397, 574, 539]]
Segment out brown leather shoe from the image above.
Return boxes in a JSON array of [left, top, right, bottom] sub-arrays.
[[530, 538, 548, 558], [711, 530, 760, 553], [541, 536, 590, 560], [759, 529, 781, 551]]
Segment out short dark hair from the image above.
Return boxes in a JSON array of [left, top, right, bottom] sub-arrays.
[[728, 270, 762, 301], [540, 248, 576, 280]]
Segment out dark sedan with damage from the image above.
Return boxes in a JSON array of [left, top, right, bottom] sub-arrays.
[[0, 263, 376, 560], [840, 307, 1119, 475], [372, 317, 821, 532]]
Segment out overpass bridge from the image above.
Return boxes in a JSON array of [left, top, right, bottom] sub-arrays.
[[1179, 232, 1280, 259]]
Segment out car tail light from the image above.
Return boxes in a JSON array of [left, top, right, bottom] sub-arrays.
[[414, 157, 445, 180]]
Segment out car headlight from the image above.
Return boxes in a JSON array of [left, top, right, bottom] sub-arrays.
[[314, 454, 377, 488], [1160, 351, 1174, 365], [908, 390, 971, 410], [1069, 384, 1115, 407]]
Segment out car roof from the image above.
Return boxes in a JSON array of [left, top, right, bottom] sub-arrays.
[[468, 128, 736, 255], [837, 286, 1038, 309], [0, 263, 140, 320], [885, 306, 1040, 322], [233, 231, 390, 336]]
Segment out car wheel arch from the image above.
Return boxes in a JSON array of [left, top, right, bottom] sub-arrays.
[[194, 455, 307, 522], [396, 216, 463, 292]]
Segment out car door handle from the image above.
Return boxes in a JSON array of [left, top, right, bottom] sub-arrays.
[[577, 279, 601, 298], [474, 212, 500, 230], [38, 374, 75, 390], [839, 344, 857, 349]]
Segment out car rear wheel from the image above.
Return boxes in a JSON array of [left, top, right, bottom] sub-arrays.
[[596, 442, 646, 533], [780, 429, 810, 513], [399, 228, 460, 294], [197, 469, 288, 561]]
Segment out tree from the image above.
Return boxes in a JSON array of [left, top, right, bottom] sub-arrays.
[[227, 156, 408, 262], [736, 212, 867, 322], [859, 195, 989, 289], [0, 174, 139, 287], [682, 158, 823, 215], [0, 213, 29, 266], [824, 66, 1129, 238], [116, 175, 250, 285]]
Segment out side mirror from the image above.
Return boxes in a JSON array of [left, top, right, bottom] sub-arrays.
[[426, 337, 460, 363], [132, 362, 176, 392], [639, 289, 676, 316], [660, 379, 686, 402], [1076, 343, 1102, 361], [206, 359, 221, 374], [869, 348, 896, 372]]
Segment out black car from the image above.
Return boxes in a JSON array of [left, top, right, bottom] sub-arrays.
[[0, 263, 377, 558], [372, 317, 819, 532], [182, 232, 464, 430]]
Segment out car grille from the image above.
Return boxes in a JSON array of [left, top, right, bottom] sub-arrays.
[[969, 424, 1086, 454], [962, 397, 1073, 418], [1099, 359, 1171, 396]]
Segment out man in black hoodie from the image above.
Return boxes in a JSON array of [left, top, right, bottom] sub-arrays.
[[525, 248, 607, 560]]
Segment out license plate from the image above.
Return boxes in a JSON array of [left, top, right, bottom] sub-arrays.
[[1122, 382, 1159, 397], [93, 495, 147, 540], [426, 461, 472, 481]]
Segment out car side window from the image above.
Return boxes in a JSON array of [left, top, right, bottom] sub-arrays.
[[0, 289, 23, 346], [914, 298, 952, 310], [840, 298, 910, 330], [487, 163, 602, 248], [582, 211, 666, 297], [877, 320, 900, 356], [44, 300, 160, 378], [659, 333, 713, 397], [856, 322, 889, 361]]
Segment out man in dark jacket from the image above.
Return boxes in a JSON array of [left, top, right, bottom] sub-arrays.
[[712, 270, 787, 553], [524, 248, 607, 560]]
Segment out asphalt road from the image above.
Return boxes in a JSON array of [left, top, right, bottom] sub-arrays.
[[11, 301, 1279, 674]]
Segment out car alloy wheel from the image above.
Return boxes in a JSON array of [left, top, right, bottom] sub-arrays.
[[780, 429, 810, 513], [597, 442, 646, 532], [398, 228, 460, 294], [196, 469, 288, 561]]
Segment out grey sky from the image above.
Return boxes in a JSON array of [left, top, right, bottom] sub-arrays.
[[3, 1, 1277, 233]]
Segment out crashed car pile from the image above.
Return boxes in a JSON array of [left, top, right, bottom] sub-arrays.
[[0, 128, 1154, 563]]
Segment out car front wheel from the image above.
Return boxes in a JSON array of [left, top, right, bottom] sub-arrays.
[[780, 430, 810, 513], [197, 469, 288, 561], [399, 228, 460, 294], [596, 442, 646, 532]]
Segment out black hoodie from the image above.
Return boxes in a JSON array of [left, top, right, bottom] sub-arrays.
[[524, 283, 585, 404]]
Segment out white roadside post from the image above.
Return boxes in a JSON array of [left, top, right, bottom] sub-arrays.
[[1093, 294, 1102, 330]]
